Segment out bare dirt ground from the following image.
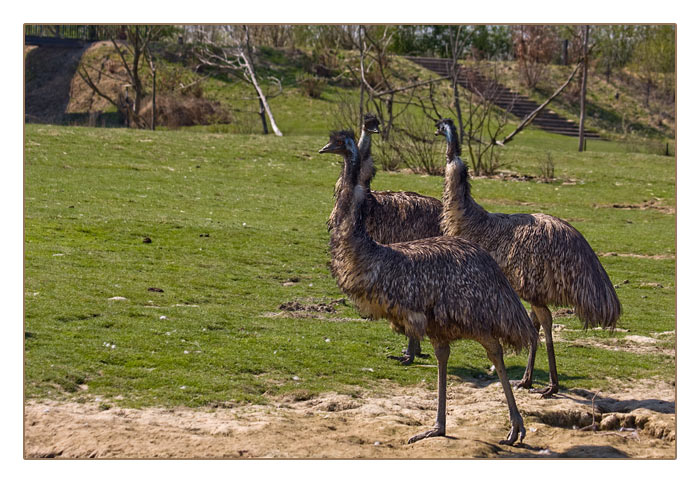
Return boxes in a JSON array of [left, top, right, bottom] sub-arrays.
[[24, 378, 675, 459]]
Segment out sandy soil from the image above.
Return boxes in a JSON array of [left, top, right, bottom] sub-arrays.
[[24, 378, 675, 459]]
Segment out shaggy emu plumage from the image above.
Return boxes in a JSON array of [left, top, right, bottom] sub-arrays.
[[435, 118, 621, 398], [328, 114, 443, 364], [320, 130, 537, 445]]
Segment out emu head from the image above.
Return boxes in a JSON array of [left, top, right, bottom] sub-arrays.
[[362, 113, 381, 134], [434, 118, 461, 157], [318, 130, 359, 160]]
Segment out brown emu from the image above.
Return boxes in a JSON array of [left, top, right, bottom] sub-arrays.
[[320, 130, 537, 445], [329, 114, 443, 364], [435, 118, 621, 398]]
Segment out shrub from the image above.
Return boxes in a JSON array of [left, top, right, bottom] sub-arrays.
[[296, 73, 327, 98]]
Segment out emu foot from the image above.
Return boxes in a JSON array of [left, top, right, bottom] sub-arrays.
[[510, 379, 532, 390], [407, 425, 445, 444], [499, 414, 526, 446], [530, 385, 559, 399], [388, 353, 415, 365]]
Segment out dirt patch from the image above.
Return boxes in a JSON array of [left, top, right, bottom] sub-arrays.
[[24, 379, 674, 459], [599, 252, 675, 260], [278, 298, 347, 313], [560, 333, 675, 357], [473, 172, 580, 184], [263, 298, 365, 322], [594, 199, 675, 215]]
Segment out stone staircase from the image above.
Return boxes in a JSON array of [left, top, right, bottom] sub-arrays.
[[406, 56, 600, 139]]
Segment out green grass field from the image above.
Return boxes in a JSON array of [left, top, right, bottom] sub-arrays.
[[24, 123, 676, 408]]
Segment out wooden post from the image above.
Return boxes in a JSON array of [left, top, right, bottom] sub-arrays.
[[578, 25, 589, 153]]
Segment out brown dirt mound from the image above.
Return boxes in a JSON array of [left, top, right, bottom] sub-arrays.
[[24, 379, 675, 459]]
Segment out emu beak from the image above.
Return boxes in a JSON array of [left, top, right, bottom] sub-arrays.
[[318, 142, 334, 154], [434, 129, 441, 136]]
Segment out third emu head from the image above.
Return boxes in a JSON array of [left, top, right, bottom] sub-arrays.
[[362, 113, 381, 134], [434, 118, 461, 157]]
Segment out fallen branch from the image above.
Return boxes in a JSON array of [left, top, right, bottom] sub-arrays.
[[498, 61, 582, 146]]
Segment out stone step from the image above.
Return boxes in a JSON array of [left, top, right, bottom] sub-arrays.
[[406, 56, 601, 140]]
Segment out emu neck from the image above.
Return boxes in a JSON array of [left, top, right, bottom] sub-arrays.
[[331, 151, 377, 262], [441, 157, 489, 237], [444, 127, 460, 161], [357, 128, 376, 189]]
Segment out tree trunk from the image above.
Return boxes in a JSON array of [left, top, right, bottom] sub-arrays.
[[578, 25, 589, 153], [151, 69, 156, 130], [358, 29, 365, 130], [258, 98, 269, 134], [149, 53, 157, 131], [243, 26, 283, 136], [645, 78, 652, 107]]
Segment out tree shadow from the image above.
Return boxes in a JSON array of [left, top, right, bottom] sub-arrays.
[[565, 387, 675, 415], [481, 441, 630, 458], [25, 45, 88, 123]]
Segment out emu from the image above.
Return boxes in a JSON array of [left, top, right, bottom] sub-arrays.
[[320, 130, 537, 444], [329, 114, 443, 364], [435, 118, 621, 397]]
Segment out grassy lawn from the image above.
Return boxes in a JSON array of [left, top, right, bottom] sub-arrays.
[[24, 124, 676, 408]]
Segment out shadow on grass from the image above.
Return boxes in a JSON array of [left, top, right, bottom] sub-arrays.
[[448, 365, 584, 390]]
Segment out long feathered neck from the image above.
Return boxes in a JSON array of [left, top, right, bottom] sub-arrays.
[[440, 131, 489, 237], [443, 123, 461, 160], [357, 127, 376, 189], [331, 142, 377, 255]]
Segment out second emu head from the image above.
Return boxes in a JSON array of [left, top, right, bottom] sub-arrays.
[[363, 113, 381, 134]]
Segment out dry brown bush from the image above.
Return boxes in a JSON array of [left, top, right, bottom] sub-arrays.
[[140, 95, 231, 128]]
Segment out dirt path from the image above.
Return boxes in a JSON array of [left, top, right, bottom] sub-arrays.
[[25, 379, 675, 459]]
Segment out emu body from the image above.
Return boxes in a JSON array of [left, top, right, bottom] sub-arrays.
[[320, 130, 536, 445], [436, 118, 621, 397], [329, 114, 442, 364]]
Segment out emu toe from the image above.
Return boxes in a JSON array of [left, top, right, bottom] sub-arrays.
[[407, 425, 445, 444], [511, 379, 532, 389], [499, 414, 526, 446], [387, 353, 415, 365], [531, 385, 559, 399]]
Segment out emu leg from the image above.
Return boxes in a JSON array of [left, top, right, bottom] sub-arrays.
[[530, 306, 559, 398], [512, 309, 540, 389], [483, 336, 526, 445], [407, 342, 450, 444]]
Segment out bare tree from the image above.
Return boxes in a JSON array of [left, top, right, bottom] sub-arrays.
[[511, 25, 559, 89], [578, 25, 590, 152], [194, 25, 283, 136], [342, 25, 448, 172], [499, 61, 583, 146], [418, 62, 511, 176], [446, 26, 470, 144], [78, 25, 166, 128]]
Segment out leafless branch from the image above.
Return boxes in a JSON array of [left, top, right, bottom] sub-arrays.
[[498, 61, 582, 146]]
